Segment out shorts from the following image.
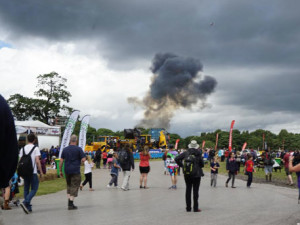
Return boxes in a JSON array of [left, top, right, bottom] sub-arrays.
[[168, 167, 178, 176], [139, 166, 150, 174], [107, 158, 113, 163], [285, 167, 292, 176], [264, 165, 273, 175], [66, 174, 81, 197]]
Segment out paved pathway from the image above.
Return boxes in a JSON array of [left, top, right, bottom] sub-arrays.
[[1, 161, 299, 225]]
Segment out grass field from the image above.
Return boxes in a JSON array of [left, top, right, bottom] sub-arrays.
[[202, 160, 298, 187]]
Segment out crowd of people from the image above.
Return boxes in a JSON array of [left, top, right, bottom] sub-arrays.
[[1, 94, 300, 214]]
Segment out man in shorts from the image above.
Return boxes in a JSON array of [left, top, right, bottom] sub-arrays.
[[60, 135, 86, 210]]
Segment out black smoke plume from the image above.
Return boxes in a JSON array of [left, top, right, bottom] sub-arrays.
[[128, 53, 217, 129]]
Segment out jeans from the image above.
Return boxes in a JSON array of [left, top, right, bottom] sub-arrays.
[[23, 174, 39, 209], [247, 172, 253, 187], [109, 174, 118, 186], [121, 170, 131, 190], [226, 172, 235, 186], [211, 173, 217, 187], [184, 176, 201, 211]]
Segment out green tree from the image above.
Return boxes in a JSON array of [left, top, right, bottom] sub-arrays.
[[96, 128, 115, 136], [8, 72, 72, 124]]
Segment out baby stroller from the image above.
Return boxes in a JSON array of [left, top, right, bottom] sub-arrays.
[[1, 173, 20, 210], [9, 173, 20, 206]]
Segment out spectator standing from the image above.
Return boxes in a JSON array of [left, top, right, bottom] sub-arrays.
[[289, 154, 300, 203], [175, 140, 204, 212], [283, 151, 294, 185], [59, 135, 86, 210], [262, 150, 274, 182], [166, 146, 179, 189], [107, 149, 114, 169], [80, 155, 94, 191], [19, 133, 44, 214], [225, 152, 238, 188], [120, 144, 135, 191], [210, 157, 220, 187], [244, 154, 255, 188], [94, 148, 102, 169], [102, 150, 108, 169], [139, 146, 151, 189]]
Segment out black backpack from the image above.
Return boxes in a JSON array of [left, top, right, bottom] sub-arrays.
[[17, 146, 36, 178], [118, 150, 128, 166], [183, 152, 198, 177]]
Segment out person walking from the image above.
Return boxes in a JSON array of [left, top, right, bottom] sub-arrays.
[[107, 151, 121, 188], [139, 146, 151, 189], [119, 144, 135, 191], [19, 133, 44, 214], [59, 135, 86, 210], [175, 140, 204, 212], [225, 152, 238, 188], [244, 154, 255, 188], [80, 155, 94, 191]]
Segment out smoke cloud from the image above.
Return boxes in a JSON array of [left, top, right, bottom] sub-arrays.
[[128, 53, 217, 129]]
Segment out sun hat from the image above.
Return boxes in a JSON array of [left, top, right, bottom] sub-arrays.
[[188, 140, 199, 149]]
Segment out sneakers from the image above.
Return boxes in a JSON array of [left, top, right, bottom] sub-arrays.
[[107, 184, 112, 188], [194, 209, 202, 212], [168, 185, 177, 189], [225, 183, 228, 188], [20, 202, 30, 214]]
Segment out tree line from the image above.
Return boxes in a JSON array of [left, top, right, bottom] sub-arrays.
[[7, 72, 299, 151]]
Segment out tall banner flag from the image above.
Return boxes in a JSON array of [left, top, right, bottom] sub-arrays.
[[242, 142, 247, 151], [59, 110, 80, 158], [215, 133, 219, 150], [78, 115, 90, 151], [175, 139, 180, 150], [202, 140, 206, 149], [228, 120, 235, 152], [262, 133, 265, 151]]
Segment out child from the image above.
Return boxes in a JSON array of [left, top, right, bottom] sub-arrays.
[[80, 155, 95, 191], [210, 157, 220, 187], [166, 150, 179, 190], [225, 152, 238, 188], [245, 154, 256, 188], [107, 152, 121, 188]]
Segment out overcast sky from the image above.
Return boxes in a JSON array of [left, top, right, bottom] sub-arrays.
[[1, 0, 300, 137]]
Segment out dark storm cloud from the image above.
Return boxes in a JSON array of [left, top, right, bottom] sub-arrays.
[[1, 0, 300, 134], [128, 53, 217, 128], [216, 71, 300, 113], [1, 0, 300, 67]]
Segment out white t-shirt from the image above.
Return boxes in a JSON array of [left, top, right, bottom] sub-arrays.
[[84, 161, 94, 174], [19, 144, 41, 174]]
